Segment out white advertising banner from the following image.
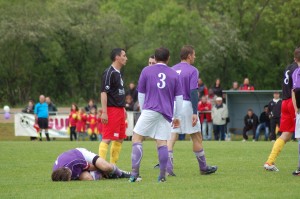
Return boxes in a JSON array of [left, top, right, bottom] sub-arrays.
[[14, 112, 136, 138]]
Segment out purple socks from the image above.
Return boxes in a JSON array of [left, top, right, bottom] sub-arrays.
[[131, 142, 143, 177], [194, 149, 207, 171], [158, 145, 168, 178]]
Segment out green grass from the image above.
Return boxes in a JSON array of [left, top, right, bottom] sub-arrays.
[[0, 140, 299, 199]]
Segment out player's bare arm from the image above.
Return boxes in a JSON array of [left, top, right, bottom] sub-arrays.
[[101, 92, 108, 124]]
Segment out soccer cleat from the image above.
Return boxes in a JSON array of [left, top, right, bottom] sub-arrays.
[[158, 176, 166, 182], [166, 171, 176, 177], [264, 163, 279, 171], [200, 165, 218, 175], [120, 170, 131, 178], [128, 175, 142, 182], [292, 169, 300, 176], [154, 163, 160, 169]]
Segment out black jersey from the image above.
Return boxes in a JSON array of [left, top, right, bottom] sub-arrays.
[[101, 66, 125, 107], [282, 62, 298, 100]]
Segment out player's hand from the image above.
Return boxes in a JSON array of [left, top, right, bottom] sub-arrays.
[[172, 118, 180, 128], [192, 114, 198, 127], [101, 112, 108, 124]]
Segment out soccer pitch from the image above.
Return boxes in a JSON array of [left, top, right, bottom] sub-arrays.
[[0, 140, 298, 198]]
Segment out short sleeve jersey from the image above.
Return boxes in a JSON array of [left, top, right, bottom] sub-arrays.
[[52, 149, 89, 180], [172, 62, 199, 100], [34, 102, 48, 118], [138, 63, 183, 122], [282, 62, 298, 100], [292, 66, 300, 89], [101, 66, 125, 107]]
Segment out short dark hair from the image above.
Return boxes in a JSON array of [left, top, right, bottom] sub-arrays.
[[155, 47, 170, 62], [52, 168, 72, 181], [180, 45, 194, 60], [149, 55, 155, 59], [248, 108, 253, 112], [110, 48, 125, 62], [294, 48, 300, 62]]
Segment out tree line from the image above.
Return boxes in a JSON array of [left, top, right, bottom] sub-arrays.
[[0, 0, 299, 106]]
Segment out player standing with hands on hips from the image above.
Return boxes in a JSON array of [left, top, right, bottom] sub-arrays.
[[99, 48, 127, 165], [129, 47, 183, 183]]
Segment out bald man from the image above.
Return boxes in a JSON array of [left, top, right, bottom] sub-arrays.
[[34, 95, 50, 141]]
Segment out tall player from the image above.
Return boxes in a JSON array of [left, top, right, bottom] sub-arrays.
[[166, 45, 217, 176], [99, 48, 127, 165], [291, 48, 300, 175], [129, 47, 183, 182], [263, 49, 298, 171]]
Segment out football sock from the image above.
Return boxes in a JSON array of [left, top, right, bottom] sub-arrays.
[[111, 165, 122, 177], [45, 132, 50, 141], [158, 145, 168, 178], [266, 137, 285, 164], [298, 139, 300, 169], [166, 150, 174, 174], [99, 142, 109, 160], [39, 131, 42, 141], [131, 142, 143, 177], [110, 141, 122, 164], [194, 149, 207, 171]]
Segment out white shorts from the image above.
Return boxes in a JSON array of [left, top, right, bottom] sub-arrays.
[[76, 148, 97, 164], [172, 100, 201, 134], [295, 113, 300, 138], [134, 110, 171, 140]]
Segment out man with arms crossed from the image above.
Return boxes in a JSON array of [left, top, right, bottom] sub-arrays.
[[99, 48, 127, 164], [129, 47, 183, 182], [264, 49, 298, 171], [167, 45, 217, 176]]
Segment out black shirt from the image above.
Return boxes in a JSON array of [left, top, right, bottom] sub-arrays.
[[212, 85, 223, 97], [259, 112, 270, 126], [101, 66, 125, 107], [268, 99, 282, 119], [282, 62, 298, 100], [244, 114, 258, 127]]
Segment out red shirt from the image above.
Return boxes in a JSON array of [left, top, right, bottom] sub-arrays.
[[76, 113, 87, 132], [239, 84, 255, 91], [198, 101, 212, 123], [87, 114, 97, 133], [69, 110, 78, 127]]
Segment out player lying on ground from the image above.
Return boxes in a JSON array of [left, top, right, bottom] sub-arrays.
[[52, 148, 130, 181]]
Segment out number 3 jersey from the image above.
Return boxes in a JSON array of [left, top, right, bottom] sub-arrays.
[[137, 63, 183, 122], [282, 62, 298, 100], [172, 62, 199, 101]]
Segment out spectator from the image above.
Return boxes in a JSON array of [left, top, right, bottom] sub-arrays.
[[230, 81, 239, 90], [239, 78, 255, 91], [68, 103, 78, 141], [198, 78, 208, 98], [148, 55, 156, 66], [22, 99, 37, 141], [22, 99, 35, 114], [34, 95, 50, 141], [242, 109, 258, 142], [268, 91, 282, 141], [76, 108, 87, 141], [85, 99, 97, 113], [87, 107, 98, 141], [126, 82, 138, 103], [212, 97, 228, 141], [212, 78, 223, 97], [254, 105, 270, 141], [125, 94, 134, 111], [208, 88, 217, 106], [46, 97, 58, 115], [97, 109, 103, 141], [198, 96, 213, 140]]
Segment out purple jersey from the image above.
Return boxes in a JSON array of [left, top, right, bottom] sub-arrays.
[[292, 67, 300, 89], [172, 62, 199, 100], [138, 63, 183, 122], [53, 149, 89, 180]]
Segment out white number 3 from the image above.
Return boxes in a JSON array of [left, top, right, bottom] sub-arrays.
[[157, 73, 166, 89]]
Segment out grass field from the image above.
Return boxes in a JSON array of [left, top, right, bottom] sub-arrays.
[[0, 139, 299, 199]]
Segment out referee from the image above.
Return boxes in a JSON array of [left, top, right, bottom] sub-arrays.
[[99, 48, 127, 164], [34, 95, 50, 141]]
